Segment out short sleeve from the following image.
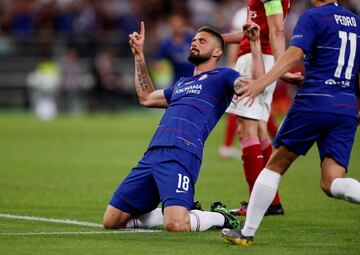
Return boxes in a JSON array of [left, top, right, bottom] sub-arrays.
[[163, 87, 173, 104], [223, 68, 241, 90], [290, 12, 317, 54]]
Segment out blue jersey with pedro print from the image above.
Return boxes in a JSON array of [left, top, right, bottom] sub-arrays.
[[147, 67, 240, 160], [290, 2, 360, 118]]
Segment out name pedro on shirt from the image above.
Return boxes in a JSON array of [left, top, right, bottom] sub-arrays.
[[334, 14, 357, 27], [175, 84, 203, 95]]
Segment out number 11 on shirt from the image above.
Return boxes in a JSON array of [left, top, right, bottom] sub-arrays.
[[335, 31, 357, 80]]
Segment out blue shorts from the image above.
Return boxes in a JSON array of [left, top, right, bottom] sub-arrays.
[[273, 109, 357, 170], [109, 147, 201, 216]]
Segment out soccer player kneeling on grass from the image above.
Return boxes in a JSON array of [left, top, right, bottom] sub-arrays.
[[102, 21, 264, 232]]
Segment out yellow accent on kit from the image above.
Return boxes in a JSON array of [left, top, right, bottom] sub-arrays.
[[224, 236, 253, 246], [264, 0, 283, 16]]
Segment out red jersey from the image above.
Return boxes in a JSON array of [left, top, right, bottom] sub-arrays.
[[238, 0, 290, 57]]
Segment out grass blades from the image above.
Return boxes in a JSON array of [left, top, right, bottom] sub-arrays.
[[0, 111, 359, 255]]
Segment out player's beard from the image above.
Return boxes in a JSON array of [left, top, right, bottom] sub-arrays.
[[188, 50, 212, 66]]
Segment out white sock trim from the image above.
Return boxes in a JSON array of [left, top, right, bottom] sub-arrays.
[[257, 168, 281, 188], [330, 178, 360, 203], [189, 210, 225, 231]]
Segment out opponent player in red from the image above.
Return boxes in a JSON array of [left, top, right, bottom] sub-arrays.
[[222, 0, 303, 216]]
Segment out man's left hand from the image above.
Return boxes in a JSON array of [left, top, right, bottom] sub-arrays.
[[281, 72, 304, 85], [235, 78, 267, 106]]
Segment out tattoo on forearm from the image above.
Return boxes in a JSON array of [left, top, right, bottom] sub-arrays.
[[234, 78, 245, 91], [135, 59, 149, 91]]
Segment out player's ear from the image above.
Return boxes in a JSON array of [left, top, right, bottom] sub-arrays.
[[212, 48, 223, 59]]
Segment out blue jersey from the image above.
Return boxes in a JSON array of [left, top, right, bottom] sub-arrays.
[[148, 67, 240, 159], [156, 32, 195, 84], [290, 2, 360, 118]]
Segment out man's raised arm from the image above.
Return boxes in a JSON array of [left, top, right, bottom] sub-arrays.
[[247, 22, 265, 80], [265, 0, 303, 84], [222, 30, 245, 44], [129, 22, 168, 108], [234, 21, 264, 95]]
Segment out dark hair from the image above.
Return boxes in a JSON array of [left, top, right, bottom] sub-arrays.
[[197, 26, 225, 51]]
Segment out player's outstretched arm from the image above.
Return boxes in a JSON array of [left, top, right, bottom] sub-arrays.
[[266, 8, 285, 62], [246, 21, 265, 80], [234, 21, 264, 96], [129, 22, 168, 108], [222, 7, 250, 44], [222, 30, 245, 44], [266, 2, 303, 85]]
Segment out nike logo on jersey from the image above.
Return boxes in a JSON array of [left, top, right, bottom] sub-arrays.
[[176, 189, 187, 193]]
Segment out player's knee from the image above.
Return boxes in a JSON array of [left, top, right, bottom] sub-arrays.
[[103, 215, 126, 229], [103, 218, 118, 229], [237, 125, 255, 140], [236, 119, 258, 140], [164, 221, 190, 232], [257, 121, 269, 140], [102, 205, 130, 229], [102, 213, 127, 229], [236, 121, 245, 137], [163, 205, 191, 232], [164, 218, 189, 232], [320, 180, 332, 197]]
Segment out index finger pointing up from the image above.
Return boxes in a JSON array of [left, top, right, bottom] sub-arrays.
[[247, 7, 251, 22], [140, 21, 145, 37]]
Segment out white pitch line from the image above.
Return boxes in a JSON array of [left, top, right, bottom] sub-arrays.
[[0, 213, 160, 233], [0, 213, 103, 228], [0, 230, 159, 236]]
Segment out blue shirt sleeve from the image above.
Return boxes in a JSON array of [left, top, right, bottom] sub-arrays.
[[224, 68, 241, 91], [222, 68, 241, 92], [163, 87, 173, 104], [290, 11, 318, 53]]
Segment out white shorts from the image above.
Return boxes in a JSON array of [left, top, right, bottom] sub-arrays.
[[226, 53, 276, 121]]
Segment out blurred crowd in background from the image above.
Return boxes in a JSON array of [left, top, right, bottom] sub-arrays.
[[0, 0, 359, 120]]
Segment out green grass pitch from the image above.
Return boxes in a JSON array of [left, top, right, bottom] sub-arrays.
[[0, 110, 359, 255]]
